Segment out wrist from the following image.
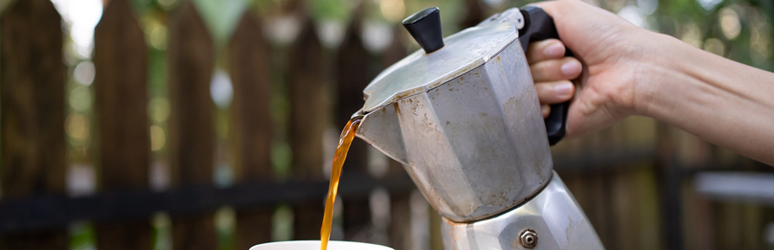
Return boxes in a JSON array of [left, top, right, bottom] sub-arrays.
[[630, 31, 683, 118]]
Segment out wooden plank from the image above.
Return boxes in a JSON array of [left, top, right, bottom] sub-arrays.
[[620, 117, 662, 250], [587, 171, 614, 247], [172, 214, 216, 250], [227, 11, 274, 249], [286, 17, 329, 240], [0, 173, 414, 233], [713, 158, 764, 250], [0, 0, 68, 249], [388, 192, 411, 249], [167, 1, 216, 249], [656, 124, 685, 250], [288, 19, 328, 184], [634, 167, 662, 250], [459, 0, 485, 29], [335, 15, 374, 240], [716, 202, 742, 250], [608, 121, 636, 250], [229, 11, 273, 184], [611, 168, 636, 250], [682, 178, 715, 250], [92, 0, 152, 249], [667, 127, 711, 250], [575, 129, 615, 247]]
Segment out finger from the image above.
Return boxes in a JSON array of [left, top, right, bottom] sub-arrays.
[[535, 80, 575, 104], [541, 104, 550, 118], [530, 57, 582, 82], [526, 39, 566, 63]]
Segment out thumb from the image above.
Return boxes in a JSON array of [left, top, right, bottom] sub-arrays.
[[528, 0, 634, 58], [564, 96, 620, 138]]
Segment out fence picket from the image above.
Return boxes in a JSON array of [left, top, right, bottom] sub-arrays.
[[288, 17, 330, 240], [0, 0, 67, 249], [335, 14, 373, 241], [459, 0, 485, 30], [227, 10, 274, 249], [168, 1, 217, 249], [93, 0, 152, 249]]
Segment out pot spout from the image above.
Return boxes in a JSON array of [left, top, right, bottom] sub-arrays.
[[354, 105, 408, 165]]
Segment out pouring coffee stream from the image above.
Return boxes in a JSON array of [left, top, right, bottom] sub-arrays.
[[320, 117, 361, 250], [320, 6, 604, 250]]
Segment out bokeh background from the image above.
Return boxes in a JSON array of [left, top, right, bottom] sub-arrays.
[[0, 0, 773, 249]]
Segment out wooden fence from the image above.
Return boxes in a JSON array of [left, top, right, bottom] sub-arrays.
[[0, 0, 772, 250]]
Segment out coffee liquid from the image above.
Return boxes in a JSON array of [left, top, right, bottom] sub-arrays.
[[320, 117, 362, 250]]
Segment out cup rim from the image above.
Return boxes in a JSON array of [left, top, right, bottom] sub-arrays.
[[250, 240, 394, 250]]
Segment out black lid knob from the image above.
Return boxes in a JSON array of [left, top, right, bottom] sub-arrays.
[[402, 7, 444, 54]]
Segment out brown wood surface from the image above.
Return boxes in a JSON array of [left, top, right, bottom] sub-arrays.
[[714, 158, 764, 250], [607, 124, 630, 250], [289, 19, 328, 183], [335, 14, 375, 241], [459, 0, 485, 30], [287, 17, 330, 240], [93, 0, 152, 248], [227, 11, 274, 249], [0, 0, 67, 249], [656, 123, 680, 250], [168, 1, 216, 249], [334, 14, 370, 136], [387, 193, 411, 249], [683, 178, 716, 250], [625, 117, 661, 250]]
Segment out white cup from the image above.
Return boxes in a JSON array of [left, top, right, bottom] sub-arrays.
[[250, 240, 394, 250]]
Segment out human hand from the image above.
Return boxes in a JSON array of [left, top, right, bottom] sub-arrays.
[[528, 0, 660, 138]]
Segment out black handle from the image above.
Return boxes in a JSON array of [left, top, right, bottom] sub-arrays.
[[517, 6, 572, 146], [403, 7, 445, 54]]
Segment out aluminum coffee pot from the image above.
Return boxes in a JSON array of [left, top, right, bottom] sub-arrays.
[[354, 6, 605, 250]]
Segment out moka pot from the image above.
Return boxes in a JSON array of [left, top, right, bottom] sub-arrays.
[[354, 6, 605, 250]]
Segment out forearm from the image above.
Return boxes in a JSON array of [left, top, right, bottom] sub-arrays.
[[638, 34, 774, 165]]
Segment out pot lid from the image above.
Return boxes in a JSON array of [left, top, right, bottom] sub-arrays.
[[361, 8, 524, 113]]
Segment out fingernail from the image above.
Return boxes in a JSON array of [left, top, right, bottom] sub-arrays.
[[561, 61, 581, 76], [544, 43, 564, 57], [554, 82, 573, 96]]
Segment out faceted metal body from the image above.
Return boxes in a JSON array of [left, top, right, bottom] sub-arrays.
[[354, 7, 603, 250], [356, 9, 550, 223], [442, 173, 605, 250]]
